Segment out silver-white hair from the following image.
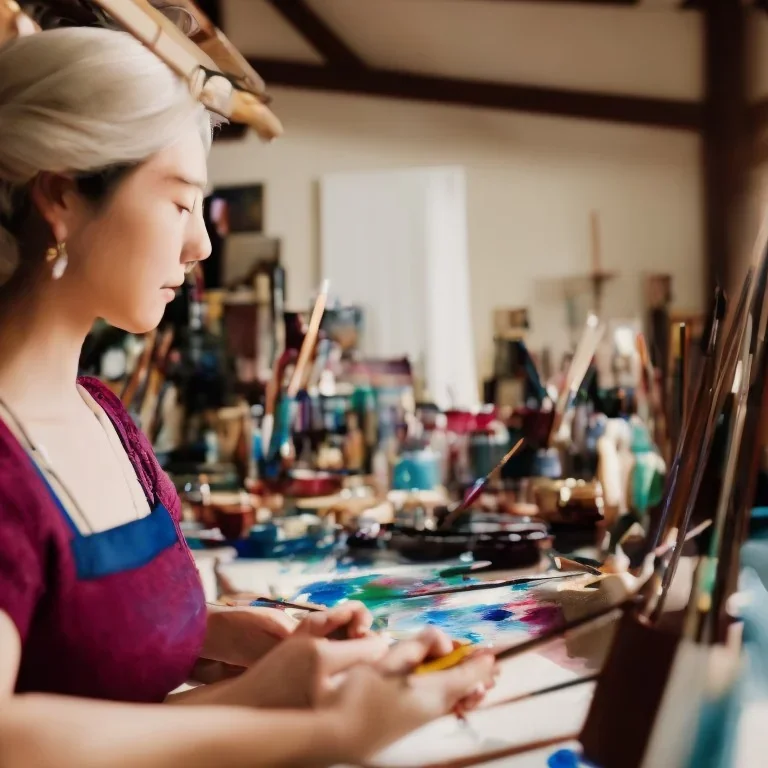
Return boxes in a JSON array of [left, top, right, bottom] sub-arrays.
[[0, 26, 212, 284]]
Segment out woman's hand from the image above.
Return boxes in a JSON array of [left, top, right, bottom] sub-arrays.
[[200, 605, 298, 671], [200, 600, 376, 675], [224, 630, 390, 709], [293, 601, 375, 640], [325, 627, 498, 762]]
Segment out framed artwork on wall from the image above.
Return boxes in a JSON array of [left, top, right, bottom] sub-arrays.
[[208, 184, 264, 234]]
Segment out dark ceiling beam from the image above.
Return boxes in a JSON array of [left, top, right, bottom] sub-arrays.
[[252, 59, 702, 131], [264, 0, 365, 69]]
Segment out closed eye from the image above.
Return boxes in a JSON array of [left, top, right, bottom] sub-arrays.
[[176, 204, 192, 215]]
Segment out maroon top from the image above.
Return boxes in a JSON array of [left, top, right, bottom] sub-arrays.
[[0, 376, 206, 702]]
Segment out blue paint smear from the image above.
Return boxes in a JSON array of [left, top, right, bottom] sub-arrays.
[[249, 599, 286, 610], [297, 581, 350, 604], [547, 749, 599, 768], [481, 608, 513, 622]]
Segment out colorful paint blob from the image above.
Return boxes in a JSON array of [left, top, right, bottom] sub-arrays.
[[370, 587, 562, 645], [290, 571, 481, 606], [287, 561, 486, 606], [287, 566, 560, 646]]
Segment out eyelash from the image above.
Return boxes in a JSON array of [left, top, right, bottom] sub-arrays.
[[176, 204, 192, 215]]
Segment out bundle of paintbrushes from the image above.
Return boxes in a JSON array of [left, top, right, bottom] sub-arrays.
[[358, 222, 768, 768], [261, 280, 329, 474], [575, 219, 768, 768]]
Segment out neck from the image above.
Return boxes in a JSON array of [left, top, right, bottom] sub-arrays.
[[0, 281, 96, 417]]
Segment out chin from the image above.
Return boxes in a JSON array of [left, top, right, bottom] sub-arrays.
[[108, 305, 166, 335]]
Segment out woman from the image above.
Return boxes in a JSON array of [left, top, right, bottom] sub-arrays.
[[0, 22, 495, 758]]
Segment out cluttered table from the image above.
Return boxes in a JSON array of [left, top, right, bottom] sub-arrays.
[[197, 547, 699, 768]]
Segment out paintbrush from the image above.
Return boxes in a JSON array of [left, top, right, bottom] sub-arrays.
[[287, 279, 330, 398], [439, 438, 524, 529], [548, 313, 605, 447], [648, 270, 753, 554], [483, 672, 599, 711], [654, 248, 767, 616], [233, 596, 325, 612], [677, 322, 689, 436], [707, 238, 768, 642], [685, 326, 751, 643], [636, 331, 668, 457], [393, 571, 586, 602]]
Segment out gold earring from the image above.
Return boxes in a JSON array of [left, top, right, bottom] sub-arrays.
[[46, 241, 68, 280]]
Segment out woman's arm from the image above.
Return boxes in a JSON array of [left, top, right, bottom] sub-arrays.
[[0, 609, 345, 768], [0, 694, 346, 768]]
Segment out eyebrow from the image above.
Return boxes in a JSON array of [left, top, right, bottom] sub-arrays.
[[168, 174, 209, 192]]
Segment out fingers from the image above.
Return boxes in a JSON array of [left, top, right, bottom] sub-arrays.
[[239, 607, 298, 638], [424, 653, 497, 712], [315, 635, 390, 676], [295, 602, 374, 640], [377, 627, 456, 674], [454, 683, 487, 713]]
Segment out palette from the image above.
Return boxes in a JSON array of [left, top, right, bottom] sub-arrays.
[[366, 583, 564, 646], [289, 565, 565, 650]]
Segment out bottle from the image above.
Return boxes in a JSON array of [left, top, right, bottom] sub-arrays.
[[343, 411, 365, 473]]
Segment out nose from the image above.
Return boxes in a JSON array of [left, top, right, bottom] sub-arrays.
[[182, 204, 212, 265]]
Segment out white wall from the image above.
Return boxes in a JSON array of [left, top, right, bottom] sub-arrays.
[[210, 88, 703, 381]]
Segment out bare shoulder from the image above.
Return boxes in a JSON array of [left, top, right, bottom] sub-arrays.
[[77, 376, 180, 516]]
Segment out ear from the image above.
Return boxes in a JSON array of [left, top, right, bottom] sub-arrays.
[[29, 172, 81, 244]]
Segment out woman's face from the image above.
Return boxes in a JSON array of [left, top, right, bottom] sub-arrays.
[[61, 124, 211, 334]]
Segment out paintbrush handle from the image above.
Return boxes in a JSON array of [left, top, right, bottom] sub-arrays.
[[414, 644, 477, 675], [287, 280, 329, 397], [245, 597, 325, 612], [440, 439, 524, 529]]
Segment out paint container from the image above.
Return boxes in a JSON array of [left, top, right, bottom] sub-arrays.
[[392, 448, 440, 492], [212, 494, 258, 540], [471, 525, 551, 569], [468, 427, 509, 481], [533, 478, 605, 552], [263, 469, 343, 499], [388, 520, 550, 568]]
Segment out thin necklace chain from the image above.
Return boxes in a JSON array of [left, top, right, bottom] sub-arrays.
[[0, 393, 146, 532]]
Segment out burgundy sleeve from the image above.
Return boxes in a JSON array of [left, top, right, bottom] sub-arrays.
[[0, 495, 44, 640]]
